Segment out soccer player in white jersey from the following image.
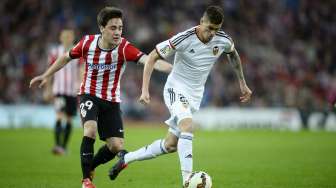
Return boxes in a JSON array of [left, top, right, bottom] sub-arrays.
[[44, 29, 81, 155], [109, 6, 252, 186], [30, 7, 172, 188]]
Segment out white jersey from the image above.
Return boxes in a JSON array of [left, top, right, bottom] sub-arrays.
[[48, 45, 81, 96], [156, 26, 234, 110]]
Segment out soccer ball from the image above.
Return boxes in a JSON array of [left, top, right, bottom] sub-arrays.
[[184, 171, 212, 188]]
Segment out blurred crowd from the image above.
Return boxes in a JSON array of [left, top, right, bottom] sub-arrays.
[[0, 0, 335, 123]]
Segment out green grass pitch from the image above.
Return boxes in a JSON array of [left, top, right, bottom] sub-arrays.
[[0, 124, 335, 188]]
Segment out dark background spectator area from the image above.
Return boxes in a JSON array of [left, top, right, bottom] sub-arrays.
[[0, 0, 335, 121]]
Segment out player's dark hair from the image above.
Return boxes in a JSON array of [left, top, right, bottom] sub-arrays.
[[97, 7, 123, 27], [204, 6, 224, 24]]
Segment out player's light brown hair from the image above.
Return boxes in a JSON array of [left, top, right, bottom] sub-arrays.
[[97, 7, 123, 27], [204, 6, 224, 25]]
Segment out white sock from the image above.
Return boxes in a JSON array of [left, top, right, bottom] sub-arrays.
[[124, 139, 168, 164], [178, 132, 193, 183]]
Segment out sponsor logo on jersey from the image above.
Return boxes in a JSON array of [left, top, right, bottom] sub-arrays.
[[87, 63, 118, 70]]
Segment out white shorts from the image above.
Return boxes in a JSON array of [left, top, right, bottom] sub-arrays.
[[163, 86, 195, 137]]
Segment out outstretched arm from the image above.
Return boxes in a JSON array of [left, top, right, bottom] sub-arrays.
[[42, 77, 53, 102], [138, 54, 172, 73], [227, 49, 252, 103], [138, 49, 161, 105], [29, 53, 72, 88]]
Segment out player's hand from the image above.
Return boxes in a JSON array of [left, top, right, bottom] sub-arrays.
[[29, 75, 48, 88], [239, 82, 252, 103], [138, 91, 150, 105]]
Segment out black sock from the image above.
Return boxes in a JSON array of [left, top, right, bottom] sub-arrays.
[[62, 122, 72, 149], [55, 120, 62, 146], [92, 145, 117, 169], [80, 136, 95, 179]]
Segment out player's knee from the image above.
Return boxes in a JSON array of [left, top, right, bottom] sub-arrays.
[[65, 115, 73, 124], [164, 141, 177, 153], [56, 112, 64, 121], [106, 142, 123, 153], [178, 118, 193, 133], [106, 138, 124, 153], [84, 130, 96, 139], [166, 145, 177, 153], [83, 120, 97, 138], [164, 133, 178, 153]]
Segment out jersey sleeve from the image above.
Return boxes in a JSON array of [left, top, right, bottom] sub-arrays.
[[124, 43, 144, 62], [223, 39, 235, 54], [155, 39, 175, 59], [155, 30, 191, 59], [69, 36, 86, 59], [221, 35, 235, 54]]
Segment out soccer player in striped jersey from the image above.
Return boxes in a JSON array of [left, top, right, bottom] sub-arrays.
[[30, 7, 172, 188], [44, 29, 82, 155], [109, 6, 252, 186]]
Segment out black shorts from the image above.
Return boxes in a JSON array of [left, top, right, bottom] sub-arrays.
[[79, 94, 124, 140], [54, 95, 78, 117]]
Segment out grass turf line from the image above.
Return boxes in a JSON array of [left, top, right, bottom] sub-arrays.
[[0, 126, 335, 188]]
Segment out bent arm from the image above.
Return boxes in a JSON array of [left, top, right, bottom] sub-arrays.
[[227, 49, 246, 85], [43, 53, 72, 78], [30, 52, 73, 88], [226, 49, 252, 102], [42, 76, 53, 101], [138, 54, 172, 73], [142, 50, 161, 94]]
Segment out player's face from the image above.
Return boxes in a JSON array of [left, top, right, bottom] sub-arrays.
[[200, 18, 222, 42], [60, 30, 75, 46], [100, 18, 123, 46]]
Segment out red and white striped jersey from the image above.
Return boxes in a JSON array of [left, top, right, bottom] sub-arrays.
[[69, 35, 144, 102], [48, 45, 81, 96]]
